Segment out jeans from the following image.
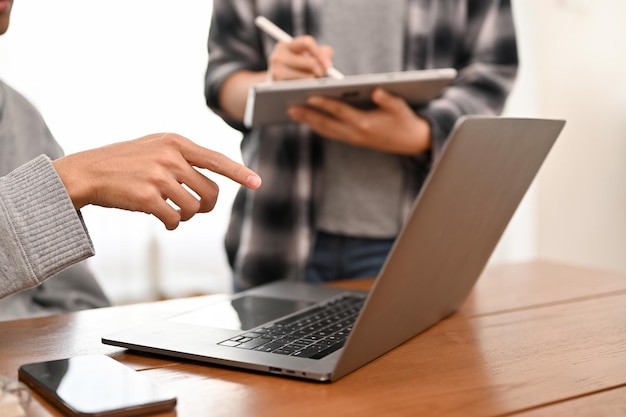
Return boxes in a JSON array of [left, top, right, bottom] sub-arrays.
[[305, 231, 396, 283]]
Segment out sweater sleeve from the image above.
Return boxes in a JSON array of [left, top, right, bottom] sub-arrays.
[[0, 155, 95, 299]]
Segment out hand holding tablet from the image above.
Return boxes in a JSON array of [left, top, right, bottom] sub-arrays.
[[243, 68, 457, 128]]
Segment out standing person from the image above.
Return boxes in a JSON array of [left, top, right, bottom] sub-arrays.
[[205, 0, 518, 290], [0, 0, 262, 318]]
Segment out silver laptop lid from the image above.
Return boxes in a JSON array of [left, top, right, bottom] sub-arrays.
[[332, 116, 565, 380]]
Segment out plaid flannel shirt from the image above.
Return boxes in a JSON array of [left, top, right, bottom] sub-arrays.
[[205, 0, 518, 290]]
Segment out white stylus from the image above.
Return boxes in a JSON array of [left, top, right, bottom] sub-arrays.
[[254, 15, 345, 80]]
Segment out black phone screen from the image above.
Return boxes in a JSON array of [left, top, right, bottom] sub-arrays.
[[18, 354, 176, 417]]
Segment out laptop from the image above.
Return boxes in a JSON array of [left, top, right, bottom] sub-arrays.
[[244, 68, 456, 127], [103, 116, 565, 382]]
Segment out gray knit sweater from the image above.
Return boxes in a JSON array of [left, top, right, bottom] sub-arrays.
[[0, 80, 109, 320]]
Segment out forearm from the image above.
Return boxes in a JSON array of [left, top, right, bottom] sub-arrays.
[[219, 70, 269, 122]]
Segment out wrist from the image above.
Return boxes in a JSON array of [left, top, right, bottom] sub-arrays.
[[51, 154, 91, 210], [410, 116, 431, 154]]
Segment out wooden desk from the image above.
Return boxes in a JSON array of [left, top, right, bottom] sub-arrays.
[[2, 261, 626, 417]]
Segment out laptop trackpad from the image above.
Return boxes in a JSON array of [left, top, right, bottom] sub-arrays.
[[168, 296, 315, 331]]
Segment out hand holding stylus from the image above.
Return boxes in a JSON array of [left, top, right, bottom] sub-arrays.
[[255, 16, 344, 80]]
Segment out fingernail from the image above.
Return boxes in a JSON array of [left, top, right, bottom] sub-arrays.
[[288, 107, 301, 119], [307, 96, 321, 106], [247, 175, 262, 189]]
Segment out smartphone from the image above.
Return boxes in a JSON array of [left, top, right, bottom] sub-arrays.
[[18, 354, 176, 417]]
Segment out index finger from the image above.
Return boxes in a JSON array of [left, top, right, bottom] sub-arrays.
[[181, 140, 261, 190], [306, 95, 363, 122], [289, 35, 333, 68]]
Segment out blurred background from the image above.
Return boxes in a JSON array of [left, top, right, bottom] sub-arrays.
[[0, 0, 623, 305]]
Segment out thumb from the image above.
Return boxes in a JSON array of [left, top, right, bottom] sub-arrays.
[[372, 88, 406, 112]]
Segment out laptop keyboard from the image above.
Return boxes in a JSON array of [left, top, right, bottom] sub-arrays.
[[218, 294, 365, 360]]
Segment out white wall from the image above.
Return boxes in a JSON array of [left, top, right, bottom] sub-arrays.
[[2, 1, 620, 305], [527, 0, 626, 273]]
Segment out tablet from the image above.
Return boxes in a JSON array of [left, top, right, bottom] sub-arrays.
[[243, 68, 457, 128]]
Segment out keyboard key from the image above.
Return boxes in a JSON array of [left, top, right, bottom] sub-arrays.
[[218, 340, 241, 347], [310, 341, 345, 360]]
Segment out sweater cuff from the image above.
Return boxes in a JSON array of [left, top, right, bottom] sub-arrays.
[[2, 155, 95, 284]]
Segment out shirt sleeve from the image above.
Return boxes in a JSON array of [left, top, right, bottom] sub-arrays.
[[0, 155, 95, 299], [417, 0, 519, 159], [204, 0, 268, 132]]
